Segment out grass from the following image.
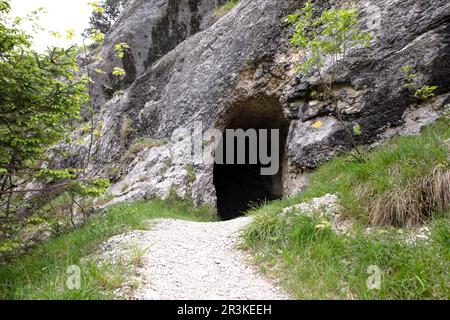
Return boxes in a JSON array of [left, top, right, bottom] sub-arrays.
[[120, 116, 134, 140], [1, 119, 448, 300], [129, 243, 148, 268], [214, 0, 239, 18], [243, 119, 450, 299], [245, 215, 449, 299], [0, 199, 217, 300], [279, 118, 448, 226], [121, 137, 168, 162]]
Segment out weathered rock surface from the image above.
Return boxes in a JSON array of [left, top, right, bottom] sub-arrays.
[[68, 0, 449, 209], [281, 193, 352, 234], [283, 0, 450, 168], [282, 193, 340, 218], [88, 0, 228, 110]]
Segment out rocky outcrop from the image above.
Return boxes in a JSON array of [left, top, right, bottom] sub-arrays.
[[89, 0, 227, 110], [69, 0, 449, 209], [283, 0, 450, 168], [281, 193, 352, 234]]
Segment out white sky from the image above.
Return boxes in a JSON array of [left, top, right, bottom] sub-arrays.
[[10, 0, 93, 51]]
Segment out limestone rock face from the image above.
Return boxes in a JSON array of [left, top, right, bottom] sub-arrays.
[[283, 0, 450, 168], [69, 0, 449, 208], [89, 0, 227, 110]]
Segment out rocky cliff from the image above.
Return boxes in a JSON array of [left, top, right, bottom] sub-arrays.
[[67, 0, 450, 215]]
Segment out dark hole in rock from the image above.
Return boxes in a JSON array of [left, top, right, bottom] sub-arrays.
[[213, 97, 289, 220]]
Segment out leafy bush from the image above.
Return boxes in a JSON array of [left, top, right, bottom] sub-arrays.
[[415, 85, 438, 100], [0, 1, 88, 184], [0, 1, 109, 220], [401, 65, 439, 101], [85, 0, 129, 35], [112, 66, 126, 76]]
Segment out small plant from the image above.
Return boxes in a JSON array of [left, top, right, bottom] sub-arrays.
[[129, 244, 147, 268], [121, 183, 130, 192], [400, 65, 418, 89], [112, 66, 126, 77], [414, 85, 438, 101], [287, 1, 372, 161], [0, 240, 21, 263], [400, 65, 438, 101], [90, 28, 105, 44], [106, 165, 121, 179], [214, 0, 239, 18], [310, 90, 324, 100], [120, 115, 134, 140], [94, 67, 106, 74], [121, 137, 168, 162], [114, 42, 130, 59], [185, 165, 196, 184], [353, 123, 362, 136]]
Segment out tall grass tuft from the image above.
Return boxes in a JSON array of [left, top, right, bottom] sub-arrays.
[[370, 166, 450, 226], [299, 118, 449, 226]]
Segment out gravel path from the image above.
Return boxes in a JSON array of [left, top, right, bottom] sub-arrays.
[[101, 217, 289, 300]]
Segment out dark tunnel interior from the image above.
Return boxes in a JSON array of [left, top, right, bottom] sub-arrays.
[[213, 97, 289, 220]]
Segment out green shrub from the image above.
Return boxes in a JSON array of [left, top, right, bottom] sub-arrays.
[[185, 165, 196, 184], [401, 65, 439, 101], [105, 165, 121, 181], [415, 85, 438, 100]]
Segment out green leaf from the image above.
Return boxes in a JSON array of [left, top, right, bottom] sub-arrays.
[[353, 124, 363, 136], [112, 67, 126, 77]]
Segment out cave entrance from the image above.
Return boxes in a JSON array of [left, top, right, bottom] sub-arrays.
[[213, 97, 289, 220]]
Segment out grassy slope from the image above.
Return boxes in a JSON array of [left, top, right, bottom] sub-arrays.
[[1, 120, 448, 300], [244, 119, 450, 299], [0, 199, 217, 300]]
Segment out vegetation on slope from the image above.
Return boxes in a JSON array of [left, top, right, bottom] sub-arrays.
[[214, 0, 239, 18], [244, 119, 450, 299], [0, 0, 101, 221], [86, 0, 129, 35], [0, 199, 216, 300], [0, 0, 135, 262]]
